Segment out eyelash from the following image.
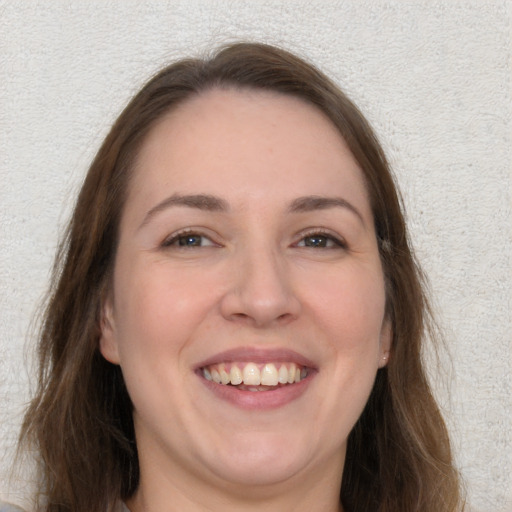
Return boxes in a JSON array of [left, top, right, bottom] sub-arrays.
[[294, 229, 347, 250], [161, 229, 217, 248]]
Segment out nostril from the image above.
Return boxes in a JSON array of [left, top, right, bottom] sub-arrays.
[[231, 312, 250, 320], [226, 310, 295, 328]]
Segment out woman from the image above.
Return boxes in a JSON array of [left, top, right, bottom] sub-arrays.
[[15, 42, 463, 511]]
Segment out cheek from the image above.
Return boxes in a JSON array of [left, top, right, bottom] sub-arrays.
[[111, 258, 226, 364], [298, 267, 386, 452], [110, 271, 206, 409], [303, 263, 387, 346]]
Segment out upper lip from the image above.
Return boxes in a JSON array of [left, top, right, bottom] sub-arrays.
[[194, 347, 317, 370]]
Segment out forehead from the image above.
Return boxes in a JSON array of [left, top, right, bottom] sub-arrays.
[[127, 87, 371, 219]]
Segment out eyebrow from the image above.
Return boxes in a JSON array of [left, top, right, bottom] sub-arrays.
[[288, 195, 364, 223], [140, 193, 229, 228], [140, 193, 364, 228]]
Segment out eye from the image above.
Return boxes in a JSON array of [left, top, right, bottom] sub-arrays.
[[162, 231, 216, 248], [296, 232, 346, 249]]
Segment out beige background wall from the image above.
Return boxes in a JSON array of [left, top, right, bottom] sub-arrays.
[[1, 1, 510, 510]]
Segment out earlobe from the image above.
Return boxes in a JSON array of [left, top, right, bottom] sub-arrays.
[[99, 294, 120, 364], [378, 320, 392, 368], [379, 351, 390, 368]]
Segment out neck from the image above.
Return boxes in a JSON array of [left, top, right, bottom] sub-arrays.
[[126, 452, 345, 512]]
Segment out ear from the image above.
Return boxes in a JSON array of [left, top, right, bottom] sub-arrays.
[[99, 292, 121, 365], [378, 319, 392, 368]]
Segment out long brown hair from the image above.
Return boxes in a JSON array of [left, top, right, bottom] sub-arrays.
[[20, 42, 463, 511]]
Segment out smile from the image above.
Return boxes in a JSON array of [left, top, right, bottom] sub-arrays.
[[201, 362, 309, 390], [196, 348, 316, 408]]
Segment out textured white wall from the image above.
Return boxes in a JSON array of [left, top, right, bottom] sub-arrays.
[[1, 1, 510, 510]]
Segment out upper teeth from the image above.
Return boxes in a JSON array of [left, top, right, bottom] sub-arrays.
[[202, 362, 307, 386]]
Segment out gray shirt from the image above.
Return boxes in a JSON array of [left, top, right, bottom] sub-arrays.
[[0, 503, 24, 512], [0, 501, 130, 512]]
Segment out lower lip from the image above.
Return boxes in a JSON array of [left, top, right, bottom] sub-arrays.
[[198, 373, 315, 410]]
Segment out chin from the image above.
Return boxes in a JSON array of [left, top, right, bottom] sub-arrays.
[[212, 457, 305, 488], [199, 431, 317, 487]]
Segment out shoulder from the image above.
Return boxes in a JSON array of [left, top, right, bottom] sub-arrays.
[[0, 503, 25, 512], [0, 501, 130, 512]]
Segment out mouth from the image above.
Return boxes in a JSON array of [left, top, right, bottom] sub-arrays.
[[200, 362, 311, 391], [195, 348, 316, 409]]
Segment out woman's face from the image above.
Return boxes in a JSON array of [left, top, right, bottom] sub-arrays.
[[100, 88, 390, 493]]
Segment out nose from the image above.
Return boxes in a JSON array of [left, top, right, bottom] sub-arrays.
[[220, 245, 301, 327]]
